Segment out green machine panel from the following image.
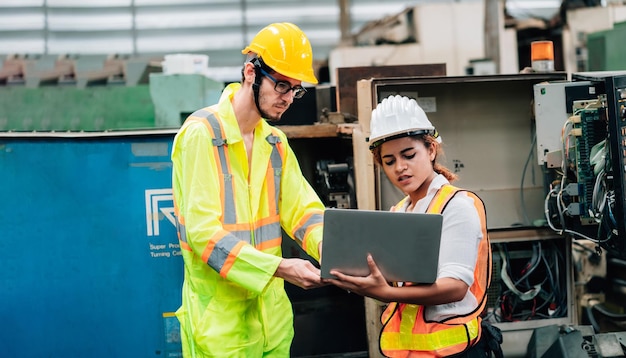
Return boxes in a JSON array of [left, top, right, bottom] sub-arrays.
[[587, 21, 626, 71], [149, 73, 224, 128], [0, 85, 156, 131]]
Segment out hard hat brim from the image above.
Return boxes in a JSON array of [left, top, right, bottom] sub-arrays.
[[369, 129, 436, 150]]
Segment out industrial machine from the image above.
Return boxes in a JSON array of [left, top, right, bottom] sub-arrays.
[[535, 74, 626, 259], [0, 130, 183, 358], [315, 158, 357, 209], [586, 22, 626, 72], [529, 72, 626, 357], [0, 54, 224, 132]]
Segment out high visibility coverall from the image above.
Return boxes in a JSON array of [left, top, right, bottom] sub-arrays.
[[171, 83, 325, 357]]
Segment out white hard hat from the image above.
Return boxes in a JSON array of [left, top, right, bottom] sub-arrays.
[[368, 95, 440, 150]]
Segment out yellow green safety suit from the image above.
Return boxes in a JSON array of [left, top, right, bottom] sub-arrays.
[[171, 83, 325, 357]]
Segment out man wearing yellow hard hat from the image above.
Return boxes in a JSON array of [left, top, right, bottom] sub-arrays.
[[170, 23, 326, 357]]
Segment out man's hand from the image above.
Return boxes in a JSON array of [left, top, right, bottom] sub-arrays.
[[275, 258, 325, 289]]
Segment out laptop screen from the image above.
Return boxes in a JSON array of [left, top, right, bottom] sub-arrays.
[[320, 208, 443, 283]]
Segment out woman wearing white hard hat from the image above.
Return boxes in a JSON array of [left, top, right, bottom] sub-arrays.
[[327, 95, 502, 357]]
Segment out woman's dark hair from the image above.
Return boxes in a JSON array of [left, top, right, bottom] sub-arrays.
[[371, 134, 458, 182]]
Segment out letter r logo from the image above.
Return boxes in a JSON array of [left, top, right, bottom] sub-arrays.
[[145, 189, 176, 236]]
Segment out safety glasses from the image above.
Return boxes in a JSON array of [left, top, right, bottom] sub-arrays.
[[259, 68, 307, 99]]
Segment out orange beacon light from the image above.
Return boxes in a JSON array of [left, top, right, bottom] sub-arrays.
[[531, 40, 555, 72]]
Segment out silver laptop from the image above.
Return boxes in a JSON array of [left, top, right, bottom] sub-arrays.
[[320, 208, 443, 283]]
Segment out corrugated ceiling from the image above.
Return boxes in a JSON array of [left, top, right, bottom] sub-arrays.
[[0, 0, 423, 61], [0, 0, 559, 81]]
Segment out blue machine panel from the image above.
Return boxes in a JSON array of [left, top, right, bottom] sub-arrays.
[[0, 132, 182, 357]]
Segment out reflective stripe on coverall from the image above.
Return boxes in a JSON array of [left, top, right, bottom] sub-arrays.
[[171, 83, 325, 357], [380, 184, 492, 357]]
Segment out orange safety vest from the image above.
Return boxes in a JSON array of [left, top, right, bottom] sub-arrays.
[[380, 184, 492, 358]]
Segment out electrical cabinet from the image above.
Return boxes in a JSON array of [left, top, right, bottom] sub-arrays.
[[537, 72, 626, 260], [282, 133, 368, 357], [535, 73, 626, 345], [487, 229, 575, 357], [533, 80, 599, 165], [353, 73, 577, 358], [363, 73, 566, 228]]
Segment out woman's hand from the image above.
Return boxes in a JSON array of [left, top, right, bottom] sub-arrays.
[[325, 253, 470, 305], [325, 254, 392, 302]]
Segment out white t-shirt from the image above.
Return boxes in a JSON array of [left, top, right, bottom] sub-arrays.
[[397, 174, 483, 321]]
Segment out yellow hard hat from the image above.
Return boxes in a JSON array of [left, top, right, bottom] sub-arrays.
[[242, 22, 318, 84]]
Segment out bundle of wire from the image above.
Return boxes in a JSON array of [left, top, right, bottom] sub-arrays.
[[486, 241, 568, 322], [543, 104, 618, 249]]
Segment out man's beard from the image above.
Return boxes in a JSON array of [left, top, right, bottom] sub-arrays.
[[260, 108, 282, 123], [258, 91, 287, 123]]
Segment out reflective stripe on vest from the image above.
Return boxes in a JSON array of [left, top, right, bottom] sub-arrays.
[[266, 134, 282, 213], [294, 212, 324, 248], [380, 184, 491, 357], [380, 315, 479, 352], [175, 212, 191, 252], [195, 107, 237, 223], [174, 106, 286, 274]]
